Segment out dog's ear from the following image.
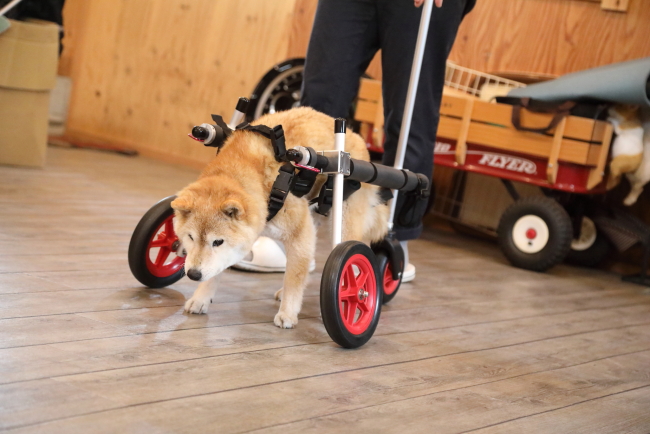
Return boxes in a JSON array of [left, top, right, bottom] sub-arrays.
[[171, 195, 193, 217], [221, 199, 245, 220]]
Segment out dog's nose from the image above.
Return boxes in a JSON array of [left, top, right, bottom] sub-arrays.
[[187, 268, 202, 281]]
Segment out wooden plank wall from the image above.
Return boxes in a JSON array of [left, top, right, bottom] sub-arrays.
[[450, 0, 650, 77], [60, 0, 649, 168], [61, 0, 297, 168]]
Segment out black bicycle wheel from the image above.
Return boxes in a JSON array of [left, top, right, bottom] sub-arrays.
[[247, 58, 305, 121], [321, 241, 382, 348], [128, 196, 185, 288]]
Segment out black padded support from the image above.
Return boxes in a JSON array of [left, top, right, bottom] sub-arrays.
[[347, 159, 425, 193]]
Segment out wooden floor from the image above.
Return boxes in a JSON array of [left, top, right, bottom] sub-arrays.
[[1, 147, 650, 433]]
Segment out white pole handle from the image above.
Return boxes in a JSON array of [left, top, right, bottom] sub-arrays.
[[387, 0, 434, 229], [332, 118, 346, 248], [0, 0, 24, 17]]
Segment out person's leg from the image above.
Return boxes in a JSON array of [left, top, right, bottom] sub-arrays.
[[300, 0, 381, 116], [378, 0, 470, 242], [236, 0, 381, 274]]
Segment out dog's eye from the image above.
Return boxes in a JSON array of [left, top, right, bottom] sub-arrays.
[[213, 239, 224, 247], [188, 234, 193, 241]]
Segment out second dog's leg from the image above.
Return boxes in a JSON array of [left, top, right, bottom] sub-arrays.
[[184, 276, 218, 314], [275, 212, 315, 329]]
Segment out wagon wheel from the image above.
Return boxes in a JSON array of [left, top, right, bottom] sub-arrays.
[[321, 241, 382, 348], [565, 216, 611, 267], [128, 196, 186, 288], [497, 196, 572, 272]]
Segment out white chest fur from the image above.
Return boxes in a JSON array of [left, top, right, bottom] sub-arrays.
[[611, 123, 644, 158]]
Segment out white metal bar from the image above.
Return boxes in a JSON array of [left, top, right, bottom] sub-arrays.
[[228, 110, 245, 129], [388, 0, 434, 228], [0, 0, 24, 16], [332, 119, 346, 248]]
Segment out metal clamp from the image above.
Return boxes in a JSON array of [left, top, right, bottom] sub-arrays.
[[318, 150, 351, 176]]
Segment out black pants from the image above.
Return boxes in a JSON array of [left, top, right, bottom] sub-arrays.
[[3, 0, 66, 54], [301, 0, 475, 240]]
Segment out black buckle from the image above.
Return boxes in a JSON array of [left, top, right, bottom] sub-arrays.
[[315, 176, 334, 216], [270, 125, 286, 162], [267, 163, 295, 221], [293, 168, 319, 198]]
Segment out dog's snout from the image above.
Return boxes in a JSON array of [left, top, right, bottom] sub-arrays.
[[187, 268, 202, 281]]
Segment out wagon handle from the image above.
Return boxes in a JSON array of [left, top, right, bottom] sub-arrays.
[[510, 98, 576, 134]]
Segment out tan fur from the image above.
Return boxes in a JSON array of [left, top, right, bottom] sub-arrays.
[[171, 107, 389, 328], [607, 153, 644, 190], [610, 104, 642, 130], [607, 104, 644, 190]]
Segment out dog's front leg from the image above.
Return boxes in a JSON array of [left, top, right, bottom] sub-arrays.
[[184, 276, 218, 314], [274, 214, 315, 329]]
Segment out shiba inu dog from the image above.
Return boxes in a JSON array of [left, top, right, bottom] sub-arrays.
[[171, 107, 389, 328]]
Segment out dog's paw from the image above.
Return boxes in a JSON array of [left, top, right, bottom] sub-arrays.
[[274, 311, 297, 329], [184, 296, 211, 314], [274, 288, 283, 301]]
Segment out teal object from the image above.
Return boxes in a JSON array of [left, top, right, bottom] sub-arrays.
[[508, 57, 650, 107], [0, 16, 10, 35]]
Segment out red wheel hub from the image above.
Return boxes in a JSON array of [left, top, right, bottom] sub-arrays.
[[145, 215, 185, 277], [339, 254, 377, 335], [382, 260, 400, 295], [526, 228, 537, 240]]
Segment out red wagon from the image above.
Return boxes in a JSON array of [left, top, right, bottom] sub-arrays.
[[354, 70, 615, 272]]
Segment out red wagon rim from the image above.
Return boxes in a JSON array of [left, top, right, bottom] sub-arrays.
[[338, 253, 377, 335], [145, 215, 185, 278], [382, 260, 400, 295]]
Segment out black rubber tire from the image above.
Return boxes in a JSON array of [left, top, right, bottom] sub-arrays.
[[497, 196, 573, 272], [247, 58, 367, 134], [247, 58, 305, 121], [376, 252, 403, 304], [321, 241, 382, 349], [565, 218, 612, 267], [128, 196, 185, 288]]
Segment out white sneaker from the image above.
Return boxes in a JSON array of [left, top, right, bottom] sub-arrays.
[[232, 236, 316, 273], [402, 263, 416, 283]]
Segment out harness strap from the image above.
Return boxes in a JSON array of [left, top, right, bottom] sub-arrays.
[[237, 123, 287, 162], [267, 162, 296, 221]]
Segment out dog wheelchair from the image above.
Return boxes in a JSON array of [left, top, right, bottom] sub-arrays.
[[128, 97, 429, 348], [129, 1, 436, 348]]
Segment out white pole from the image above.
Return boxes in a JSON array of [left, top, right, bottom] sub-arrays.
[[228, 110, 245, 129], [332, 119, 346, 248], [0, 0, 24, 16], [228, 98, 248, 128], [387, 0, 434, 230]]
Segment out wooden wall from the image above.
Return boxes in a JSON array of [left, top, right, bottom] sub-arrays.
[[62, 0, 299, 168], [450, 0, 650, 77], [60, 0, 650, 168]]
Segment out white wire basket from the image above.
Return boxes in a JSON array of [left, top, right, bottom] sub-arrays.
[[444, 61, 526, 101]]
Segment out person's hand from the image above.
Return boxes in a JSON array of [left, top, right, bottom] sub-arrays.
[[414, 0, 443, 7]]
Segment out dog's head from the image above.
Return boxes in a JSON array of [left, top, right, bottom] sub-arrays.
[[171, 177, 263, 282]]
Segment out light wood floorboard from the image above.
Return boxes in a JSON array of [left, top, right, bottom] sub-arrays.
[[0, 148, 649, 433]]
